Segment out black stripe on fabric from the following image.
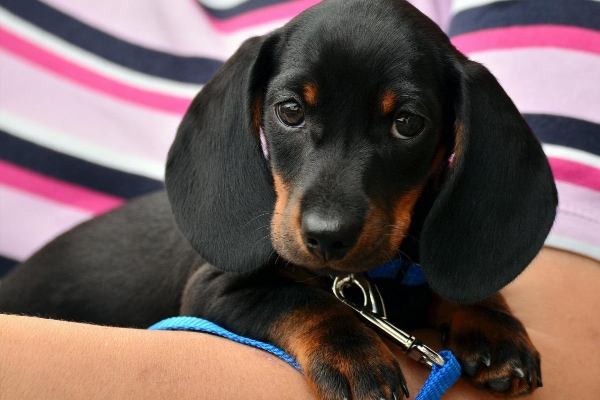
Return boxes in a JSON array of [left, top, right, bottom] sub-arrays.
[[0, 131, 164, 199], [524, 114, 600, 156], [0, 254, 18, 278], [449, 0, 600, 37], [0, 0, 223, 84], [198, 0, 296, 20]]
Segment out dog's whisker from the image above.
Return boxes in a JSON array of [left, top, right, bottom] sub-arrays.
[[295, 273, 321, 283], [266, 246, 280, 262], [252, 233, 272, 248], [404, 232, 421, 243], [241, 212, 272, 229], [250, 224, 272, 235], [395, 249, 415, 264]]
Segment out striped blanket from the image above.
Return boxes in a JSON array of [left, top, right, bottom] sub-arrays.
[[1, 0, 598, 278]]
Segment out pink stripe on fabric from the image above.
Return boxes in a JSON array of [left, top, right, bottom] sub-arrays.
[[0, 27, 191, 115], [0, 51, 179, 163], [207, 0, 321, 32], [41, 0, 448, 60], [41, 0, 235, 59], [452, 25, 600, 55], [0, 185, 93, 261], [467, 48, 600, 125], [549, 157, 600, 191], [551, 181, 600, 247], [0, 161, 124, 214]]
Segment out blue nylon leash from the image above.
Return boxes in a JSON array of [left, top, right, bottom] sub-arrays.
[[149, 259, 461, 399], [149, 316, 301, 371], [416, 350, 461, 400], [149, 315, 461, 399], [374, 262, 462, 398]]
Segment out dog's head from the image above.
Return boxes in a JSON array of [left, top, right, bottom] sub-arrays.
[[166, 0, 557, 303]]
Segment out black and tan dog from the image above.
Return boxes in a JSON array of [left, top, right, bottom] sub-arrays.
[[0, 0, 557, 398]]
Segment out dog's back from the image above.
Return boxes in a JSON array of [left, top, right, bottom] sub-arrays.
[[0, 191, 201, 328]]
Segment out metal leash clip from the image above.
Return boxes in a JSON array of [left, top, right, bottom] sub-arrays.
[[332, 274, 444, 368]]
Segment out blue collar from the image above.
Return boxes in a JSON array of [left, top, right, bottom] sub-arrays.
[[367, 258, 426, 286]]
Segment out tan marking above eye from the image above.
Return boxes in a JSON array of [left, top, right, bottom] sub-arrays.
[[381, 90, 396, 116], [303, 83, 318, 107]]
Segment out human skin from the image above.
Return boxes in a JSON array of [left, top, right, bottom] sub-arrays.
[[1, 248, 598, 399]]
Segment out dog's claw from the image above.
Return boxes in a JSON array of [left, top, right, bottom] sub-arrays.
[[482, 352, 491, 367], [442, 309, 542, 397], [514, 367, 525, 378], [401, 381, 410, 398], [460, 351, 492, 377]]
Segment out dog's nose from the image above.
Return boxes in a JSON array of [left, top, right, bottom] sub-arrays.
[[301, 212, 361, 261]]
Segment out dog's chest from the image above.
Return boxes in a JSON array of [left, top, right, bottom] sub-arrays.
[[372, 277, 432, 330]]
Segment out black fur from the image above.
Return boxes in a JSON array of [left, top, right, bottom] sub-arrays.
[[0, 192, 201, 327], [420, 61, 557, 302], [0, 0, 556, 398], [166, 35, 276, 274]]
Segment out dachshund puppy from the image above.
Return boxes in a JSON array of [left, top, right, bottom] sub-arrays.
[[0, 0, 556, 398]]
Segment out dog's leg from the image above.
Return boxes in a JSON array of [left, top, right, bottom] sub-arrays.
[[430, 293, 542, 396], [181, 265, 409, 400]]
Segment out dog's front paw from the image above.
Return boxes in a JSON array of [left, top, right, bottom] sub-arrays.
[[441, 308, 542, 397], [301, 327, 408, 400]]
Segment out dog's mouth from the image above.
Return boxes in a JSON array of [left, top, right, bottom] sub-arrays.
[[270, 204, 416, 274], [285, 240, 397, 273], [272, 235, 401, 276], [270, 168, 425, 274]]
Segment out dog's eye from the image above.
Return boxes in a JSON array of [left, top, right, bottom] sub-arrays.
[[391, 112, 424, 139], [276, 101, 305, 127]]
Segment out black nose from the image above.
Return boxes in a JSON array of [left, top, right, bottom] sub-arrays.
[[301, 212, 362, 261]]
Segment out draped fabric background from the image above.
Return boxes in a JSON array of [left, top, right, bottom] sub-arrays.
[[0, 0, 598, 278]]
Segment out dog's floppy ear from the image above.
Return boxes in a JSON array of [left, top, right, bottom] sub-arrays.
[[166, 34, 280, 273], [420, 60, 557, 303]]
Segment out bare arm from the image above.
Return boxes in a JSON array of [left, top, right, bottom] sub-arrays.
[[0, 314, 313, 400], [1, 248, 598, 399]]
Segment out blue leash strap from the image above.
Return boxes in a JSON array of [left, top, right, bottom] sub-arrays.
[[149, 316, 461, 399], [416, 350, 462, 400], [149, 316, 301, 371]]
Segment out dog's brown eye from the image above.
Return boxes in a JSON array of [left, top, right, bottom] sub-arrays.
[[276, 101, 305, 127], [391, 112, 424, 139]]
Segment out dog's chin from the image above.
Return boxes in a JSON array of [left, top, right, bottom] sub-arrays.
[[272, 240, 398, 276]]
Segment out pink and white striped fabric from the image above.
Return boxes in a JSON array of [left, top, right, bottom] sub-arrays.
[[447, 0, 600, 260], [0, 0, 598, 277]]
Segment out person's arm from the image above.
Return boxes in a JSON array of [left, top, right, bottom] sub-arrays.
[[1, 248, 598, 399], [0, 314, 314, 400]]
